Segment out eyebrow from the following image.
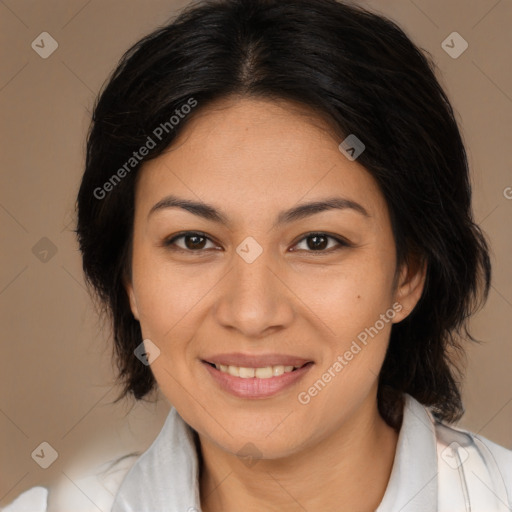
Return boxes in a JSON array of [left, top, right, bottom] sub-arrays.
[[148, 194, 370, 228]]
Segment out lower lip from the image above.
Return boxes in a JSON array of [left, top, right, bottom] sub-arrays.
[[202, 361, 314, 399]]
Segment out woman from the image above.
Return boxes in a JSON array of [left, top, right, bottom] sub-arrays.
[[75, 0, 512, 510], [4, 0, 510, 511]]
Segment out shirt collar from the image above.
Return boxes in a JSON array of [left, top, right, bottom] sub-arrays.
[[376, 393, 438, 512], [111, 405, 200, 512], [112, 393, 438, 512]]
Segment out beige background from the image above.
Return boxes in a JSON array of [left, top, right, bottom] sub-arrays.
[[1, 0, 511, 507]]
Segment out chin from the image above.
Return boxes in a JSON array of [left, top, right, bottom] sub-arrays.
[[202, 417, 311, 460]]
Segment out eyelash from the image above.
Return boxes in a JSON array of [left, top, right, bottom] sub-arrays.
[[162, 231, 351, 256]]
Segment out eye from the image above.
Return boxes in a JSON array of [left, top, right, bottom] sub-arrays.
[[291, 232, 350, 254], [162, 231, 350, 255], [163, 231, 219, 252]]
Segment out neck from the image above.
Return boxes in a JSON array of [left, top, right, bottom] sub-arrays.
[[198, 392, 400, 512]]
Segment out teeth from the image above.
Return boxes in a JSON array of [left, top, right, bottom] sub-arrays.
[[228, 365, 239, 377], [256, 366, 273, 378], [239, 367, 255, 378], [213, 363, 299, 379]]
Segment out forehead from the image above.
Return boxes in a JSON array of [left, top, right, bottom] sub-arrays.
[[135, 97, 388, 223]]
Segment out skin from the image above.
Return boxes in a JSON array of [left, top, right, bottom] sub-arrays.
[[125, 96, 427, 512]]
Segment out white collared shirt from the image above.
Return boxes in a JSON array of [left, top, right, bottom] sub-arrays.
[[3, 394, 511, 511]]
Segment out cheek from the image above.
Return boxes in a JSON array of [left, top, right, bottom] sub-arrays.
[[132, 256, 203, 406], [311, 251, 395, 332], [132, 249, 209, 337], [307, 250, 396, 385]]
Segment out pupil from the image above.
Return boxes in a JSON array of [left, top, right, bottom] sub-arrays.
[[308, 235, 327, 250], [186, 235, 206, 250]]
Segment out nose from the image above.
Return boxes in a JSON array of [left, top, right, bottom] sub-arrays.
[[213, 246, 295, 339]]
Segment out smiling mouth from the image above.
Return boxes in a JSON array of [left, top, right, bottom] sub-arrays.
[[203, 361, 312, 379]]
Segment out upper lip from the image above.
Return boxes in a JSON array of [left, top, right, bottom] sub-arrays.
[[203, 353, 313, 368]]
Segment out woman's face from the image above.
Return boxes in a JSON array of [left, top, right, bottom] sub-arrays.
[[126, 97, 425, 458]]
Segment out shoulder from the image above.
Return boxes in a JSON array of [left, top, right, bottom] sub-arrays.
[[0, 453, 141, 512], [51, 452, 142, 512], [434, 419, 512, 506], [0, 487, 48, 512], [435, 419, 512, 476]]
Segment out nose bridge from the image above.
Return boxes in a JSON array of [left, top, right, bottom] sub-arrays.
[[214, 238, 293, 336]]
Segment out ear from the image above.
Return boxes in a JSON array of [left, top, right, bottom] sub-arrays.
[[391, 253, 427, 324], [124, 277, 140, 321]]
